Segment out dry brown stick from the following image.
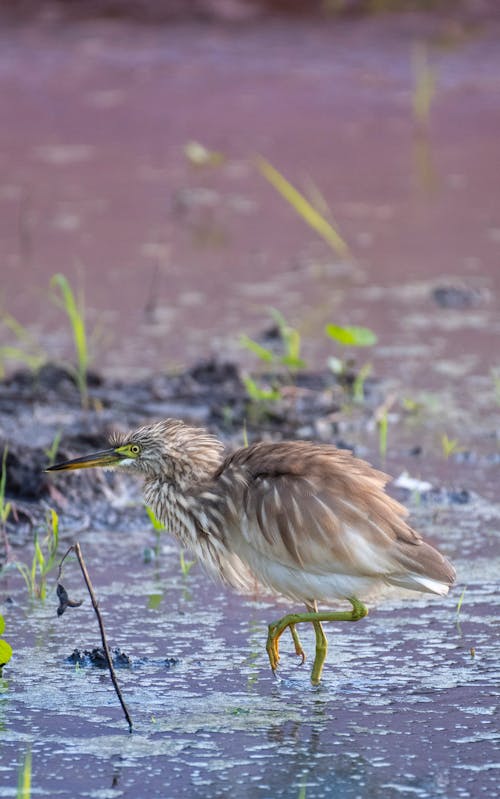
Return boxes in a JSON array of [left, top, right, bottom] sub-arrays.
[[57, 542, 133, 732]]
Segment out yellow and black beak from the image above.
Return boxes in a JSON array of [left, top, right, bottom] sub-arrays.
[[46, 448, 124, 472]]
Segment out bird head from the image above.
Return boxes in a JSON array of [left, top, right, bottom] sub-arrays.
[[47, 419, 225, 488]]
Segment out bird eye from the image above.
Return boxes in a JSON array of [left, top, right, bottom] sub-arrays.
[[130, 444, 140, 455]]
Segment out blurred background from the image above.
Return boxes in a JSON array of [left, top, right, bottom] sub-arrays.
[[0, 0, 500, 376], [1, 0, 499, 384]]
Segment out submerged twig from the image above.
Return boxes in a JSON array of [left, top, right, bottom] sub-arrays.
[[57, 543, 133, 732]]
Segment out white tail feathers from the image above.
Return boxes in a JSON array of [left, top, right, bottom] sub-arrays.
[[386, 573, 452, 596]]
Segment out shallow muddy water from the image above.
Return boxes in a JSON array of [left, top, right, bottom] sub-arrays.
[[1, 486, 499, 798]]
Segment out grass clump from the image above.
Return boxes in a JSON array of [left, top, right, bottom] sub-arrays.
[[239, 309, 306, 417], [440, 433, 465, 460], [240, 308, 306, 373], [0, 447, 11, 531], [15, 509, 59, 600]]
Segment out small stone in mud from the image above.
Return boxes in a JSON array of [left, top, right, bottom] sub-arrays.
[[448, 489, 470, 504], [189, 359, 240, 385], [432, 285, 482, 309], [66, 647, 131, 668]]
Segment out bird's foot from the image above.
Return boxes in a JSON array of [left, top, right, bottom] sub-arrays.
[[266, 613, 305, 674], [266, 621, 281, 673], [289, 623, 306, 664]]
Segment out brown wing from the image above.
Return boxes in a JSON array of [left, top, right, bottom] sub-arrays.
[[220, 442, 431, 579]]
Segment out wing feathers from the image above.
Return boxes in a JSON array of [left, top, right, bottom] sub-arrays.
[[220, 441, 454, 589]]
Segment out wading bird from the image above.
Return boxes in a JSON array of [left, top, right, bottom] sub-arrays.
[[48, 419, 455, 683]]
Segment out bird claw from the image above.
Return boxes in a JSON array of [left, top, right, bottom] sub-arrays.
[[266, 624, 280, 673]]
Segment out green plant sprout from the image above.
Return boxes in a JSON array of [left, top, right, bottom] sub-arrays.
[[268, 308, 306, 371], [440, 433, 466, 460], [16, 509, 59, 600], [179, 549, 195, 578], [456, 587, 467, 618], [145, 506, 195, 577], [297, 780, 307, 799], [16, 748, 31, 799], [352, 362, 373, 404], [325, 323, 377, 397], [50, 273, 89, 407], [145, 505, 166, 533], [242, 420, 249, 448], [0, 614, 13, 674], [239, 310, 306, 413], [239, 309, 306, 372], [378, 411, 388, 461], [241, 375, 281, 404], [0, 447, 11, 530], [257, 157, 349, 258], [44, 431, 62, 468], [145, 505, 166, 561]]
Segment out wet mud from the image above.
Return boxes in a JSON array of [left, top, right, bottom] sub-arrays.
[[0, 348, 499, 798]]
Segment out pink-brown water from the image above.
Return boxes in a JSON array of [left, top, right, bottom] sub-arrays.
[[1, 9, 499, 383]]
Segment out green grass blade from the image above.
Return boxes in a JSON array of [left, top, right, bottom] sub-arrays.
[[257, 157, 349, 258], [378, 412, 388, 461], [49, 508, 59, 554], [239, 335, 275, 363], [13, 561, 32, 594], [44, 431, 62, 467], [0, 446, 9, 522], [50, 274, 88, 402], [242, 375, 280, 402], [456, 587, 467, 617], [17, 748, 31, 799], [242, 420, 249, 448], [34, 535, 45, 570]]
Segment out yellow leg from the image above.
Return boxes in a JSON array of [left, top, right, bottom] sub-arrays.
[[266, 597, 368, 682]]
